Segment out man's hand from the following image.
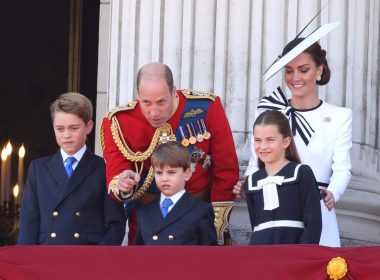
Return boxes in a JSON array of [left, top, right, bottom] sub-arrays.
[[232, 181, 244, 199], [117, 170, 141, 193], [321, 189, 335, 211]]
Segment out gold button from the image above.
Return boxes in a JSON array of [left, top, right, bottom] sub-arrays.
[[152, 235, 158, 240], [50, 233, 57, 238], [53, 211, 59, 217], [74, 233, 80, 239], [75, 211, 81, 217], [168, 235, 174, 240]]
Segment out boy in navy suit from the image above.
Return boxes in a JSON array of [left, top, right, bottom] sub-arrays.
[[18, 93, 125, 245], [135, 141, 217, 245]]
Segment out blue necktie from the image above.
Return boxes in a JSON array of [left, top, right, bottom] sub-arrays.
[[65, 157, 76, 178], [161, 198, 173, 218]]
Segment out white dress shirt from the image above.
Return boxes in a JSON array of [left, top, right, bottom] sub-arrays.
[[160, 189, 186, 213], [60, 145, 87, 171]]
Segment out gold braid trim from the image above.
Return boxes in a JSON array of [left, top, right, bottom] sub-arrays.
[[101, 104, 139, 197], [111, 118, 175, 162], [182, 89, 216, 101], [100, 122, 105, 152], [109, 117, 176, 200], [106, 101, 138, 120], [108, 175, 125, 201], [212, 201, 234, 245], [128, 166, 155, 200], [101, 101, 137, 153]]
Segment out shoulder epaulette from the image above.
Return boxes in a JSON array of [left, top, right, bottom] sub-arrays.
[[106, 101, 138, 120], [182, 89, 216, 101]]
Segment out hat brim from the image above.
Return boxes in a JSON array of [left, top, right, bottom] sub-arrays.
[[263, 21, 341, 82]]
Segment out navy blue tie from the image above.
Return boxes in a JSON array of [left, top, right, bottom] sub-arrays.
[[161, 198, 173, 218], [65, 157, 76, 178]]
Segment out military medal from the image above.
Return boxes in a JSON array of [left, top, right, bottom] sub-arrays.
[[179, 126, 189, 147], [202, 154, 212, 169], [182, 139, 190, 146], [190, 147, 205, 163], [196, 120, 206, 142], [192, 123, 203, 142], [200, 119, 211, 139], [196, 133, 204, 142], [186, 124, 197, 144]]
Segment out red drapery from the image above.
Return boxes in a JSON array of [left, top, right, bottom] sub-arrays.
[[1, 245, 379, 279]]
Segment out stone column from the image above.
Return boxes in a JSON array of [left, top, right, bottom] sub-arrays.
[[337, 0, 380, 245]]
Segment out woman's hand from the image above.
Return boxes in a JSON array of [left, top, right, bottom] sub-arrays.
[[232, 181, 244, 199], [321, 189, 335, 211]]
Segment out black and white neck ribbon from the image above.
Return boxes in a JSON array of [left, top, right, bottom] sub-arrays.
[[257, 87, 315, 145]]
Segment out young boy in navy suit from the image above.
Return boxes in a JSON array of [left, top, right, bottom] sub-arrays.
[[18, 92, 125, 245], [135, 141, 217, 245]]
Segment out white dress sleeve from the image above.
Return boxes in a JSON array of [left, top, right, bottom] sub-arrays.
[[328, 108, 352, 202]]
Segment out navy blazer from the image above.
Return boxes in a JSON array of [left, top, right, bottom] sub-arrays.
[[17, 149, 126, 245], [135, 192, 217, 245]]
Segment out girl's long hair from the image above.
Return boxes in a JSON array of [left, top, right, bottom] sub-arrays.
[[253, 110, 301, 169]]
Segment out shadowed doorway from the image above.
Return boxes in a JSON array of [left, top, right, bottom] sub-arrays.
[[0, 0, 100, 199]]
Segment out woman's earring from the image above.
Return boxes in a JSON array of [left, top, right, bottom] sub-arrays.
[[317, 76, 321, 82]]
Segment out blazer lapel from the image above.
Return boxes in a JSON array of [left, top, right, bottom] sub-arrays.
[[146, 198, 165, 226], [153, 192, 196, 233], [56, 149, 95, 205], [47, 151, 69, 193]]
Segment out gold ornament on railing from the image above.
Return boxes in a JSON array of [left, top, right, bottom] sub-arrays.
[[327, 256, 348, 280]]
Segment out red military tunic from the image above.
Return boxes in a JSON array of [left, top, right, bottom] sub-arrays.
[[101, 89, 238, 203]]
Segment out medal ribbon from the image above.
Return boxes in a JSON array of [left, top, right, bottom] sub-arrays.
[[175, 96, 211, 153]]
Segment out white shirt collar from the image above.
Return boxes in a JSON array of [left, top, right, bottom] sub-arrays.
[[61, 145, 87, 166], [160, 189, 186, 209]]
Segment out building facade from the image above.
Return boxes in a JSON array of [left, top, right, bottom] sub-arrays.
[[95, 0, 380, 245]]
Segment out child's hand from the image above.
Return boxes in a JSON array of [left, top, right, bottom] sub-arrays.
[[321, 189, 335, 211], [232, 181, 244, 199], [118, 170, 141, 194]]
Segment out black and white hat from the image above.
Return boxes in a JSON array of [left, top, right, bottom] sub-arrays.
[[263, 21, 341, 82]]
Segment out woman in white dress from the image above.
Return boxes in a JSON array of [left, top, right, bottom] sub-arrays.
[[235, 37, 352, 247]]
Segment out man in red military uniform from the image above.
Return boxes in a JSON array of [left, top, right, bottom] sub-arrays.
[[101, 62, 238, 245]]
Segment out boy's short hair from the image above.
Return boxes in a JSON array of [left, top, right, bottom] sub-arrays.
[[50, 92, 93, 124], [151, 141, 191, 170]]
